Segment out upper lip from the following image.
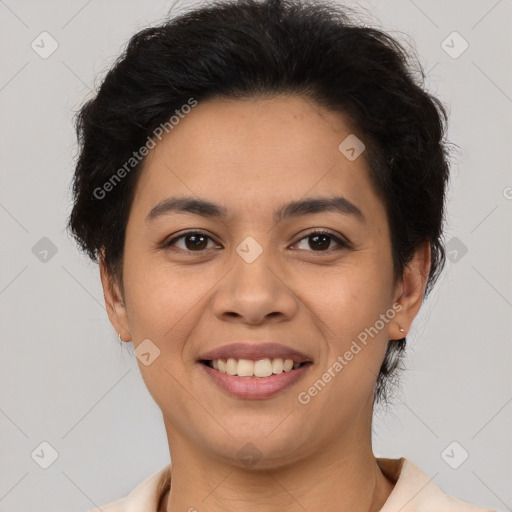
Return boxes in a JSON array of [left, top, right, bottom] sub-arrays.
[[198, 343, 312, 363]]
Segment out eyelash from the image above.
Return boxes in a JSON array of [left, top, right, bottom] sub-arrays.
[[162, 229, 351, 254]]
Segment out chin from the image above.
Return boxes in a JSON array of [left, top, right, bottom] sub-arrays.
[[201, 428, 313, 470]]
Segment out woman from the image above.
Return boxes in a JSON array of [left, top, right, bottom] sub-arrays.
[[67, 0, 496, 510]]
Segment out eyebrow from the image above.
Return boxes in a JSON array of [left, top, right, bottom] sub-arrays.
[[145, 195, 365, 224]]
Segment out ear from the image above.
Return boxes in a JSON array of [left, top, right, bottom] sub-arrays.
[[99, 251, 132, 342], [389, 241, 431, 340]]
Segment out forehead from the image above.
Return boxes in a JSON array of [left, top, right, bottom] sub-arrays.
[[130, 95, 383, 223]]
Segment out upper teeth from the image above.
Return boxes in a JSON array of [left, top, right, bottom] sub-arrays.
[[211, 358, 300, 377]]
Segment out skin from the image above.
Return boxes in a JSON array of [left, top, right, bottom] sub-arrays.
[[99, 95, 430, 512]]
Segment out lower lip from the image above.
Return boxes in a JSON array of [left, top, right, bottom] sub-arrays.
[[199, 362, 312, 399]]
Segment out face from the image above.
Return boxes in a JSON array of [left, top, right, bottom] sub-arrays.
[[101, 95, 428, 468]]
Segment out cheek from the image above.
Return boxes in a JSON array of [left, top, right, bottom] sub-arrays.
[[308, 262, 391, 328], [123, 255, 216, 351], [121, 264, 207, 408], [122, 256, 168, 333], [308, 271, 394, 392]]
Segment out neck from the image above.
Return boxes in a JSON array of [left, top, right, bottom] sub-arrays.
[[162, 426, 395, 512]]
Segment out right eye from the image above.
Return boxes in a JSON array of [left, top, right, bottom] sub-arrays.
[[162, 231, 221, 252]]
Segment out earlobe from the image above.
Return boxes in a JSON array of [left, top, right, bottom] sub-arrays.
[[390, 241, 431, 340], [98, 252, 131, 341], [389, 323, 407, 341]]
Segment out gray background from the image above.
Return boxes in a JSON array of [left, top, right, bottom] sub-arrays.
[[0, 0, 510, 510]]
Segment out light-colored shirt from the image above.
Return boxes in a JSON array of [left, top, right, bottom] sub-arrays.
[[88, 458, 496, 511]]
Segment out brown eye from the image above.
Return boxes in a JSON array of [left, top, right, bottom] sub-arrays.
[[162, 229, 349, 254], [164, 231, 217, 252], [293, 230, 349, 252]]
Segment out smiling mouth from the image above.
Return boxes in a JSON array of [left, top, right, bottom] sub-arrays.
[[200, 358, 312, 378]]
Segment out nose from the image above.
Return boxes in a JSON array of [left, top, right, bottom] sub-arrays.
[[211, 248, 298, 325]]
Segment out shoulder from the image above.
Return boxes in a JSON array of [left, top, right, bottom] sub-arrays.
[[85, 463, 172, 512], [378, 457, 496, 512]]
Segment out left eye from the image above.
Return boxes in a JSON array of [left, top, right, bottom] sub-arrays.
[[163, 230, 348, 253], [293, 230, 348, 252]]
